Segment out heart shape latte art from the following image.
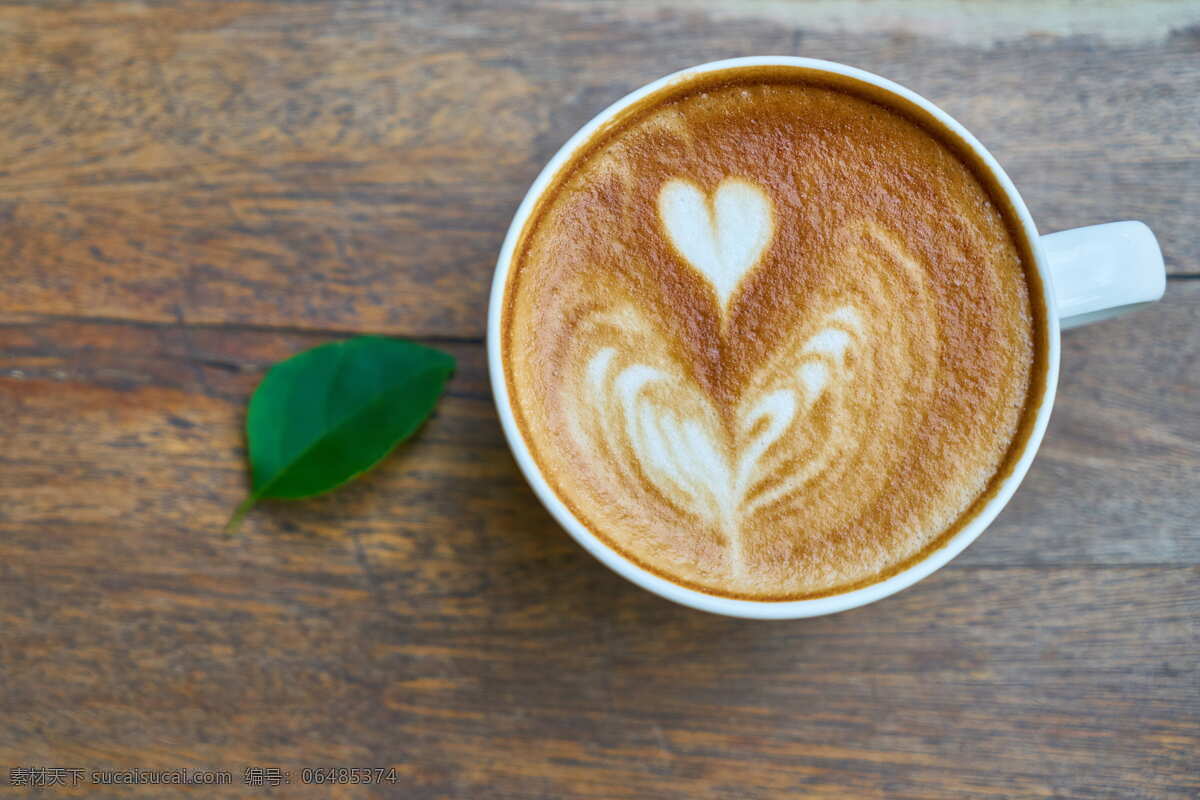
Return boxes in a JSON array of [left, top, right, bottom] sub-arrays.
[[557, 177, 941, 582], [658, 178, 773, 318]]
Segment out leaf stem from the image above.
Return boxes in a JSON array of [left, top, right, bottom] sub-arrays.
[[224, 496, 256, 535]]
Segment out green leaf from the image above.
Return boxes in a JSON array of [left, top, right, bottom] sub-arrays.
[[226, 336, 455, 532]]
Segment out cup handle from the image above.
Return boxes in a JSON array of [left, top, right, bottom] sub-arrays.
[[1041, 221, 1166, 329]]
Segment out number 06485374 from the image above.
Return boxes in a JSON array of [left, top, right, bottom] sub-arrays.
[[300, 767, 399, 784]]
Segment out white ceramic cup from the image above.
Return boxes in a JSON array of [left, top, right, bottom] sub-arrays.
[[487, 57, 1166, 619]]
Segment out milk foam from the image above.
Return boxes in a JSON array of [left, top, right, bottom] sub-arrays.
[[583, 301, 861, 575], [658, 178, 773, 318], [503, 73, 1038, 599], [564, 214, 937, 584]]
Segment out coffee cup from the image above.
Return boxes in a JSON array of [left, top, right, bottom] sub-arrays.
[[487, 56, 1165, 619]]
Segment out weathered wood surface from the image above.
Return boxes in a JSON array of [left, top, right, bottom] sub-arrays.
[[2, 1, 1198, 337], [1, 1, 1197, 798]]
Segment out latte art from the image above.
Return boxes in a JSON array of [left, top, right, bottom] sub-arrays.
[[502, 69, 1045, 599], [580, 302, 864, 576], [561, 211, 940, 589], [658, 177, 773, 319]]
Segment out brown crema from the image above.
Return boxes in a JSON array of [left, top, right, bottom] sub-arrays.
[[502, 67, 1049, 600]]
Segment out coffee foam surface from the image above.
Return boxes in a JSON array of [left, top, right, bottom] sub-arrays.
[[502, 69, 1046, 600]]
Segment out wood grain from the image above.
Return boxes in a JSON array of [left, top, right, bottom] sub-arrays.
[[1, 1, 1197, 337], [0, 1, 1197, 798], [0, 292, 1196, 798], [0, 287, 1196, 566], [3, 564, 1196, 799]]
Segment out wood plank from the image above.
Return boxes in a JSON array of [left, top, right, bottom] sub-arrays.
[[975, 278, 1200, 565], [0, 289, 1197, 796], [0, 293, 1193, 799], [2, 561, 1196, 798], [1, 1, 1196, 338], [0, 282, 1195, 569], [1, 3, 1197, 797]]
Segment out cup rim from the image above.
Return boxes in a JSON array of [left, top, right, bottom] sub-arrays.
[[486, 56, 1062, 619]]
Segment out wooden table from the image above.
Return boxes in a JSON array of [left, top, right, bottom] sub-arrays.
[[1, 2, 1197, 797]]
